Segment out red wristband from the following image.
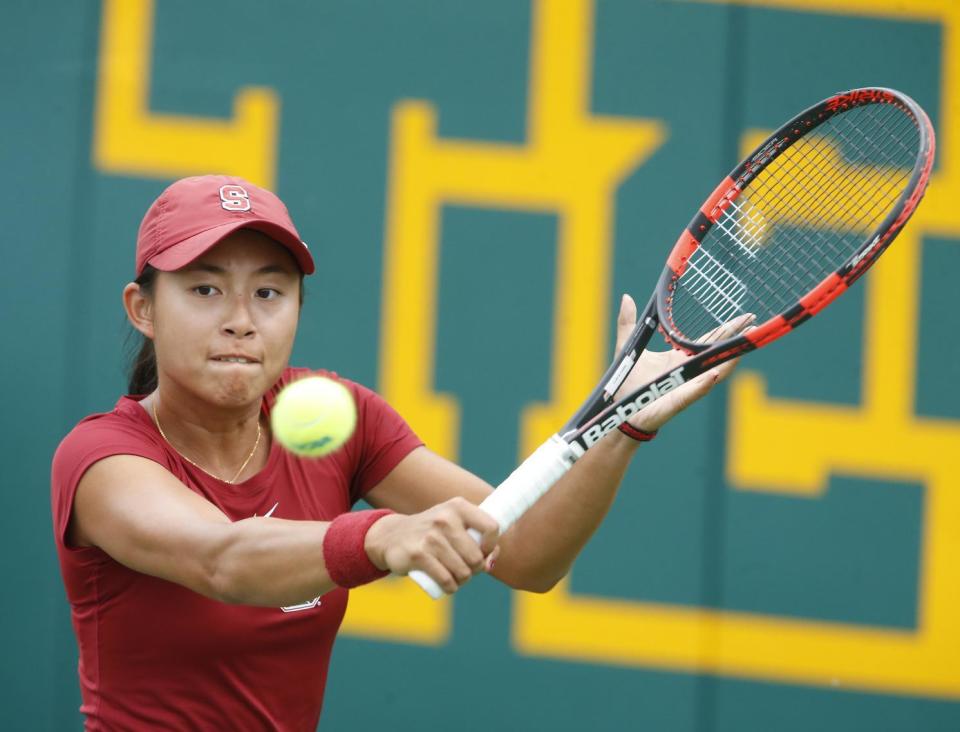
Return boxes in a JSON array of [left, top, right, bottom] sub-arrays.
[[323, 509, 395, 588], [618, 422, 658, 442]]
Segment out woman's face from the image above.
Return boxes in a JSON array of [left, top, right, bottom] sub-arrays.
[[147, 229, 302, 408]]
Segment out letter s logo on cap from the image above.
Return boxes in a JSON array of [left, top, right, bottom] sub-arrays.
[[220, 185, 251, 212]]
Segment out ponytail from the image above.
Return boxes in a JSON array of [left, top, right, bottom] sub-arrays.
[[126, 266, 158, 395]]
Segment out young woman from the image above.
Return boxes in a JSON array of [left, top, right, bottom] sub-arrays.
[[51, 175, 736, 730]]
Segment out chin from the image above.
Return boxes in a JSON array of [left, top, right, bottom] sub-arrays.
[[208, 372, 268, 407]]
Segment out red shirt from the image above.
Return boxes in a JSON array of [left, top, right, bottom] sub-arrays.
[[51, 368, 422, 731]]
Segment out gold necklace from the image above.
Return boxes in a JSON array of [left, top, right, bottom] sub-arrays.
[[152, 401, 262, 484]]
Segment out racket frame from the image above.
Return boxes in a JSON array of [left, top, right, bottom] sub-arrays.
[[562, 88, 934, 463], [656, 87, 935, 358]]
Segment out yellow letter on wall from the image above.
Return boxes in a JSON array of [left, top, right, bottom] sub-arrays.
[[94, 0, 278, 187]]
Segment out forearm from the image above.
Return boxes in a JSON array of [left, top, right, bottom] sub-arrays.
[[362, 440, 642, 595], [212, 517, 335, 607], [493, 431, 639, 592]]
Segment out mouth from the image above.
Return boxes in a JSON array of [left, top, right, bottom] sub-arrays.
[[210, 355, 260, 365]]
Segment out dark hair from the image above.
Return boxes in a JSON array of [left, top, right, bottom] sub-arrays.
[[125, 263, 305, 395]]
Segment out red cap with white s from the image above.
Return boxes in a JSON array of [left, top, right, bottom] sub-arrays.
[[135, 175, 315, 276]]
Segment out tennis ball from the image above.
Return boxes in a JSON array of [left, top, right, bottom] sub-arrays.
[[271, 376, 357, 457]]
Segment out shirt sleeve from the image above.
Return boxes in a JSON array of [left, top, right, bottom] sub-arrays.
[[50, 415, 170, 549], [348, 382, 424, 503]]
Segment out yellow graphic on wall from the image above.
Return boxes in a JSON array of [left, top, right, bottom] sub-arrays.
[[346, 0, 666, 642], [94, 0, 278, 187], [366, 0, 960, 700], [515, 0, 960, 700]]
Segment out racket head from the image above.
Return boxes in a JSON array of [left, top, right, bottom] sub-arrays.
[[656, 87, 935, 359]]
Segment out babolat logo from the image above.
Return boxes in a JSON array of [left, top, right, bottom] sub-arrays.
[[825, 88, 895, 112], [848, 233, 882, 269], [578, 368, 686, 449]]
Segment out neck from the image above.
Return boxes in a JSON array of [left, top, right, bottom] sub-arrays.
[[145, 383, 266, 482]]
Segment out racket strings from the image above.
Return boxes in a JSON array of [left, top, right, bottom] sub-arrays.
[[742, 132, 881, 291], [702, 142, 842, 317], [744, 108, 916, 242], [681, 246, 748, 324], [861, 102, 920, 159], [752, 112, 916, 283], [823, 110, 917, 219], [733, 158, 840, 290], [693, 138, 852, 317], [669, 102, 920, 340], [759, 107, 917, 252], [743, 113, 913, 268], [723, 192, 822, 293]]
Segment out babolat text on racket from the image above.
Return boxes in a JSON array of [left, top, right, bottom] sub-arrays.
[[409, 87, 936, 599]]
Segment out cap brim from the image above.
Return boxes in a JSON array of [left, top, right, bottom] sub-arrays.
[[147, 219, 315, 275]]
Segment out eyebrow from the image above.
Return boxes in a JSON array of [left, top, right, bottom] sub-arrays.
[[182, 263, 295, 276]]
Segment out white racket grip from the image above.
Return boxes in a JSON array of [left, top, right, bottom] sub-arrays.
[[409, 435, 575, 599], [477, 434, 575, 533]]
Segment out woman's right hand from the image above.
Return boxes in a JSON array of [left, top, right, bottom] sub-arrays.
[[363, 497, 501, 594]]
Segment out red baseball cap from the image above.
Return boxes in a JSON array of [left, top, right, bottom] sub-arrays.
[[135, 175, 315, 276]]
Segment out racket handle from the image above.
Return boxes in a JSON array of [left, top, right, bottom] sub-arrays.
[[408, 435, 575, 599]]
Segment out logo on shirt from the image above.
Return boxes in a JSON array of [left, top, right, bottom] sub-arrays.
[[255, 502, 280, 518], [254, 502, 322, 613], [281, 597, 322, 613]]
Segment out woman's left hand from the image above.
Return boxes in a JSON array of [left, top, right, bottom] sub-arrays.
[[613, 293, 750, 434]]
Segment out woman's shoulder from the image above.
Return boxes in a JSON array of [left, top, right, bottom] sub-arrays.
[[51, 396, 172, 552], [66, 395, 158, 437], [53, 396, 166, 472]]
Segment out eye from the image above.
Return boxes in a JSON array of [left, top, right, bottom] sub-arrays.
[[256, 288, 280, 300], [193, 285, 220, 297]]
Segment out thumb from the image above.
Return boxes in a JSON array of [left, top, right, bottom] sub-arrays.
[[616, 293, 638, 352]]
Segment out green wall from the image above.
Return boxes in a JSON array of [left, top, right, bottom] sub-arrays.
[[3, 1, 958, 729]]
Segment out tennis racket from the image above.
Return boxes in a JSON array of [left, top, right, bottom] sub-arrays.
[[409, 86, 935, 599]]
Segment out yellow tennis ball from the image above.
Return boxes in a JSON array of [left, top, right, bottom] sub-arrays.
[[271, 376, 357, 457]]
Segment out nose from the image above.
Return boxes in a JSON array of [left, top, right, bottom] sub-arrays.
[[222, 293, 256, 338]]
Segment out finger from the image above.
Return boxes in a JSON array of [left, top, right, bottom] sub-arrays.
[[705, 322, 756, 382], [683, 321, 757, 378], [676, 357, 743, 408], [615, 293, 638, 353], [412, 552, 460, 595], [696, 312, 756, 345], [426, 533, 476, 587], [447, 527, 486, 574], [656, 341, 744, 419], [681, 370, 723, 405], [484, 545, 501, 573], [709, 355, 741, 384], [457, 503, 501, 555], [637, 312, 754, 369]]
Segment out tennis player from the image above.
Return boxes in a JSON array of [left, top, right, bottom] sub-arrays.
[[51, 175, 736, 730]]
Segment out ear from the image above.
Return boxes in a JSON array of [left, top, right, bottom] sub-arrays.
[[123, 282, 155, 339]]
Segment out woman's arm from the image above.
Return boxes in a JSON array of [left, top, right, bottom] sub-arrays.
[[365, 294, 739, 593], [71, 454, 499, 605], [364, 435, 639, 593], [72, 455, 335, 606]]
